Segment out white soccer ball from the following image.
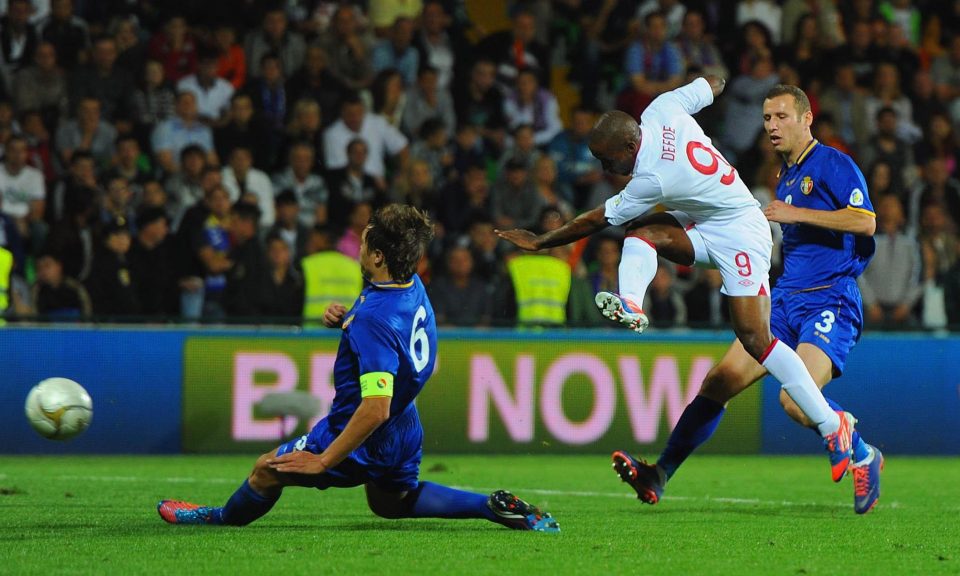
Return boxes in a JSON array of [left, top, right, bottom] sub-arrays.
[[24, 378, 93, 441]]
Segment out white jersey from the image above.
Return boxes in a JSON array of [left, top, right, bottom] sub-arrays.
[[604, 78, 759, 227]]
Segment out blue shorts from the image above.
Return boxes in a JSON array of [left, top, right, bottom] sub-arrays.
[[770, 278, 863, 376], [276, 405, 423, 493]]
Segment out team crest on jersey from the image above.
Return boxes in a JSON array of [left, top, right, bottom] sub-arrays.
[[800, 176, 814, 195], [849, 188, 864, 207]]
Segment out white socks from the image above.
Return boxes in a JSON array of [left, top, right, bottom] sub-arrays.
[[619, 237, 658, 307], [761, 340, 840, 437]]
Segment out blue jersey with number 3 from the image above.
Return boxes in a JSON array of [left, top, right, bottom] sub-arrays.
[[327, 275, 437, 436], [775, 140, 875, 292]]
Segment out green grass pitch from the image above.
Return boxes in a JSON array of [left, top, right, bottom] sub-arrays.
[[1, 455, 958, 575]]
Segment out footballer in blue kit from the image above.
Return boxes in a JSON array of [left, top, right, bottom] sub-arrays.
[[608, 85, 885, 514], [158, 204, 558, 532]]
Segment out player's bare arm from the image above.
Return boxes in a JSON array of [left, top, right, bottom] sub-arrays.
[[268, 395, 391, 474], [497, 205, 609, 251], [764, 200, 876, 236]]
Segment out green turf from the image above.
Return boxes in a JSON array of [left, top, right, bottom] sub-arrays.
[[0, 455, 958, 575]]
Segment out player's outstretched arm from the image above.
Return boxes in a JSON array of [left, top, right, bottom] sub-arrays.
[[497, 205, 609, 251], [268, 396, 391, 474], [764, 200, 876, 236]]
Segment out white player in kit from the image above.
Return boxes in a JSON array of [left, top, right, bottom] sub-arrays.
[[496, 76, 857, 484]]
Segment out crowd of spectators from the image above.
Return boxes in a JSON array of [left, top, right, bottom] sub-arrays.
[[1, 0, 959, 330]]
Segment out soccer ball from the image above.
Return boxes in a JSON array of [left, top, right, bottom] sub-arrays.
[[24, 378, 93, 441]]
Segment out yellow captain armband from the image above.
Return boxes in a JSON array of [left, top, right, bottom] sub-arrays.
[[360, 372, 395, 398]]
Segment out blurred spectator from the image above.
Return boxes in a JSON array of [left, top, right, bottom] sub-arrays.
[[215, 92, 269, 171], [222, 146, 274, 227], [910, 70, 943, 141], [323, 94, 408, 185], [619, 11, 684, 119], [812, 113, 852, 157], [819, 63, 871, 159], [719, 51, 778, 164], [147, 15, 197, 84], [736, 0, 781, 44], [932, 34, 960, 104], [779, 13, 825, 88], [68, 35, 135, 125], [644, 260, 687, 327], [164, 145, 207, 225], [0, 0, 39, 87], [867, 161, 896, 201], [476, 9, 549, 89], [860, 107, 915, 194], [326, 138, 387, 224], [944, 243, 960, 326], [532, 156, 573, 219], [918, 202, 957, 328], [213, 23, 245, 90], [368, 68, 406, 129], [103, 134, 152, 194], [913, 112, 960, 177], [588, 236, 621, 295], [685, 268, 727, 326], [496, 124, 541, 175], [371, 16, 418, 86], [638, 0, 686, 39], [47, 148, 93, 223], [44, 183, 94, 281], [99, 176, 134, 229], [244, 6, 305, 80], [32, 251, 91, 319], [54, 97, 116, 170], [285, 45, 346, 129], [781, 0, 843, 48], [112, 16, 146, 78], [548, 107, 601, 209], [859, 194, 922, 327], [0, 135, 45, 244], [85, 216, 139, 318], [0, 206, 24, 273], [281, 98, 324, 170], [131, 59, 177, 134], [915, 157, 960, 232], [429, 243, 491, 326], [415, 0, 468, 92], [492, 156, 543, 230], [20, 110, 54, 182], [468, 214, 506, 282], [259, 231, 304, 320], [12, 41, 67, 124], [369, 0, 422, 33], [336, 200, 372, 259], [36, 0, 88, 70], [223, 201, 265, 318], [879, 0, 921, 48], [733, 20, 774, 77], [181, 184, 232, 319], [267, 189, 310, 263], [504, 250, 571, 327], [676, 9, 728, 80], [246, 53, 289, 157], [316, 6, 373, 91], [272, 141, 328, 227], [436, 163, 490, 236], [503, 69, 562, 147], [831, 19, 881, 89], [572, 0, 641, 108], [141, 180, 168, 214], [864, 61, 921, 143], [300, 224, 362, 322], [393, 159, 435, 212], [128, 207, 175, 316], [451, 122, 488, 179], [410, 117, 453, 189], [403, 65, 456, 136], [151, 90, 216, 175], [176, 50, 234, 125], [453, 59, 507, 150]]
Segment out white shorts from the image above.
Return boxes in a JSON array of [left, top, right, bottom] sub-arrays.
[[667, 208, 772, 297]]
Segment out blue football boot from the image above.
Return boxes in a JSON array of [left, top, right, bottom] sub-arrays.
[[487, 490, 559, 533]]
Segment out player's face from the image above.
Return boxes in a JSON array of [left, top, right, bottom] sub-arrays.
[[590, 140, 636, 176], [762, 95, 812, 159], [358, 225, 379, 280]]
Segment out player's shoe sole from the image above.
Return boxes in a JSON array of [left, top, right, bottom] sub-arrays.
[[824, 411, 857, 482], [852, 445, 884, 515], [157, 500, 220, 525], [487, 490, 560, 533], [612, 450, 664, 505], [595, 292, 649, 333]]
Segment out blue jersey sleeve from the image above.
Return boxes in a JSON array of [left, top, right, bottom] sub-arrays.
[[347, 316, 400, 377], [822, 153, 874, 216]]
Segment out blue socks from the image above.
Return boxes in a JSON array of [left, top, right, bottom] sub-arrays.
[[823, 397, 871, 462], [219, 479, 280, 526], [409, 481, 497, 521], [657, 395, 726, 480]]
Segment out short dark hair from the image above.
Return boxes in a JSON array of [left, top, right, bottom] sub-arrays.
[[180, 144, 206, 162], [764, 84, 811, 117], [231, 201, 262, 222], [418, 117, 447, 140], [365, 204, 433, 282], [136, 206, 168, 229]]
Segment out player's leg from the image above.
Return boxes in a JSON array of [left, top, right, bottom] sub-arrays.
[[596, 212, 695, 333], [613, 339, 766, 503]]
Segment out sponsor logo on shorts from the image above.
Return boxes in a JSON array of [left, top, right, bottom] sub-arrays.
[[801, 176, 814, 195], [738, 279, 755, 287], [849, 188, 864, 207]]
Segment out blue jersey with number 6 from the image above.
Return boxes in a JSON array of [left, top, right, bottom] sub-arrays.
[[328, 274, 437, 436], [770, 140, 875, 375]]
